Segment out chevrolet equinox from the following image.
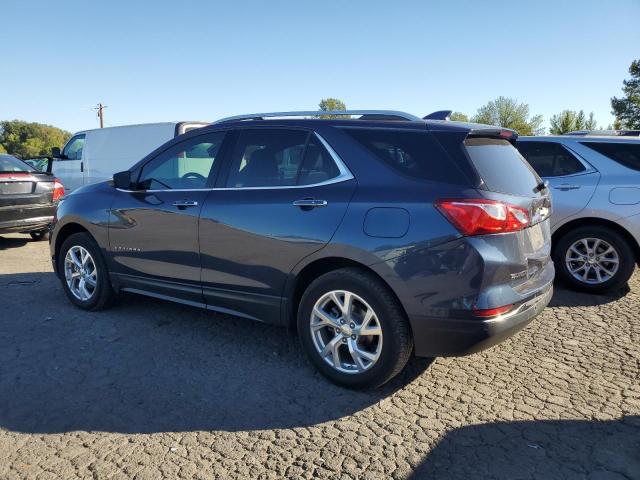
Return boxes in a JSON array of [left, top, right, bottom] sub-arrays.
[[51, 110, 554, 388]]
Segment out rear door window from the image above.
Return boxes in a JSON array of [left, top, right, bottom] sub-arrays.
[[226, 129, 308, 187], [465, 138, 543, 197], [341, 128, 467, 184], [580, 142, 640, 171], [517, 141, 586, 177]]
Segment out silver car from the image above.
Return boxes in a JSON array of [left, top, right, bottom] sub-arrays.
[[516, 136, 640, 292]]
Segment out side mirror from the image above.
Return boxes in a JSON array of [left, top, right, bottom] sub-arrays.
[[113, 171, 133, 190], [51, 147, 61, 157]]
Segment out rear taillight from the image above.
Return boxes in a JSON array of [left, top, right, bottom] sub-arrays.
[[52, 178, 65, 202], [435, 199, 530, 236], [472, 304, 514, 318]]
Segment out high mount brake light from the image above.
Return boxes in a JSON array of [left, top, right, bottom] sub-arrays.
[[435, 199, 530, 236], [52, 178, 65, 202]]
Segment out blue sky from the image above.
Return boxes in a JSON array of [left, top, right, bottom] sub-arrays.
[[2, 0, 639, 133]]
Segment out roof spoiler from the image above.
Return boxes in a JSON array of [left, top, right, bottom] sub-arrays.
[[466, 127, 518, 144], [423, 110, 453, 121]]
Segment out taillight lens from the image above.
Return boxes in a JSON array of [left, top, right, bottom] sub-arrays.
[[52, 178, 65, 202], [435, 199, 530, 236], [472, 304, 514, 318]]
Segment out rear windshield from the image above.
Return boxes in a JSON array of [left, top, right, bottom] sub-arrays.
[[581, 142, 640, 171], [465, 138, 542, 197], [0, 154, 33, 173], [341, 128, 468, 184]]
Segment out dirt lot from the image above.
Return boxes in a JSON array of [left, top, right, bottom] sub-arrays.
[[0, 233, 638, 480]]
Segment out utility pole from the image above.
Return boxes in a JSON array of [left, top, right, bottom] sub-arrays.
[[94, 103, 107, 128]]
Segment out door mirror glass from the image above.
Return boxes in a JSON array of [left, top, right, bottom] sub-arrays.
[[113, 170, 133, 190], [51, 147, 61, 158]]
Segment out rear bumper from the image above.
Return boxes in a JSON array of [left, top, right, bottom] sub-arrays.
[[411, 282, 553, 357], [0, 215, 53, 234]]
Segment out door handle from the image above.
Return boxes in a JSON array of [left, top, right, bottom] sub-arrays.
[[172, 200, 198, 209], [293, 199, 328, 209], [554, 184, 581, 191]]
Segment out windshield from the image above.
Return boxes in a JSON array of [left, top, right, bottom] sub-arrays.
[[0, 154, 35, 173]]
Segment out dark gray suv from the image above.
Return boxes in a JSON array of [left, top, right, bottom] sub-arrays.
[[50, 110, 554, 388]]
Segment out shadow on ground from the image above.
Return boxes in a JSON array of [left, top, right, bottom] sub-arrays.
[[409, 416, 640, 479], [0, 271, 432, 434], [549, 279, 631, 308], [0, 235, 30, 250]]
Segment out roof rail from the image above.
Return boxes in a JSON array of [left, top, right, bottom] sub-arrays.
[[423, 110, 453, 121], [212, 110, 423, 124]]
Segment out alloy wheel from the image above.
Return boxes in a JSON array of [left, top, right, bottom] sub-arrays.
[[309, 290, 383, 374], [565, 237, 619, 285], [64, 245, 98, 301]]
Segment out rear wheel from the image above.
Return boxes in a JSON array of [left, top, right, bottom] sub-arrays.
[[297, 268, 413, 389], [554, 225, 636, 293], [58, 232, 113, 310], [29, 230, 49, 241]]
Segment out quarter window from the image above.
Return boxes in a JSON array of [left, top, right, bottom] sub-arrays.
[[138, 132, 226, 190], [62, 134, 86, 161], [516, 141, 586, 177], [581, 142, 640, 171], [341, 127, 466, 184]]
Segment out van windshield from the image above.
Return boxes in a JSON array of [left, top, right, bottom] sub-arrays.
[[465, 138, 543, 197]]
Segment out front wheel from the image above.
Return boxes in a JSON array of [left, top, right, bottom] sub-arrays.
[[297, 268, 413, 389], [58, 232, 113, 310], [554, 225, 636, 293]]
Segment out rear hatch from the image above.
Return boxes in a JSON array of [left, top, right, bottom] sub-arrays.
[[462, 134, 553, 293]]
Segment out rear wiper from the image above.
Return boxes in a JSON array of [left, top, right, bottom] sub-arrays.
[[533, 180, 548, 193]]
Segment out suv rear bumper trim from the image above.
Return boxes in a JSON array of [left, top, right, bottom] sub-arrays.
[[411, 283, 553, 357], [0, 216, 53, 234]]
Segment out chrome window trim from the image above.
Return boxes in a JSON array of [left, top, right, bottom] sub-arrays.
[[116, 132, 354, 193]]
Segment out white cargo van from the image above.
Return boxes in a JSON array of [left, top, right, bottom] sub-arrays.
[[53, 122, 206, 192]]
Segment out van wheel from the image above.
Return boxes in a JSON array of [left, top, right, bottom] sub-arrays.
[[554, 225, 635, 293], [298, 268, 413, 389], [30, 230, 49, 241], [58, 232, 113, 310]]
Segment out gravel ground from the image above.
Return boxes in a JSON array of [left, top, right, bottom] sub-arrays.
[[0, 233, 638, 480]]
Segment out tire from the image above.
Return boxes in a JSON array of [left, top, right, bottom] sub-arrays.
[[30, 230, 49, 241], [58, 232, 113, 310], [554, 225, 636, 293], [297, 267, 413, 389]]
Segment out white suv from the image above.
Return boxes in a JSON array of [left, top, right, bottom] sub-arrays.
[[516, 136, 640, 292]]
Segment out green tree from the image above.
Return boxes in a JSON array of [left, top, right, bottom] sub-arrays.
[[611, 59, 640, 129], [450, 111, 469, 122], [549, 109, 599, 134], [318, 98, 347, 119], [0, 120, 71, 158], [0, 144, 6, 154], [471, 96, 544, 135]]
